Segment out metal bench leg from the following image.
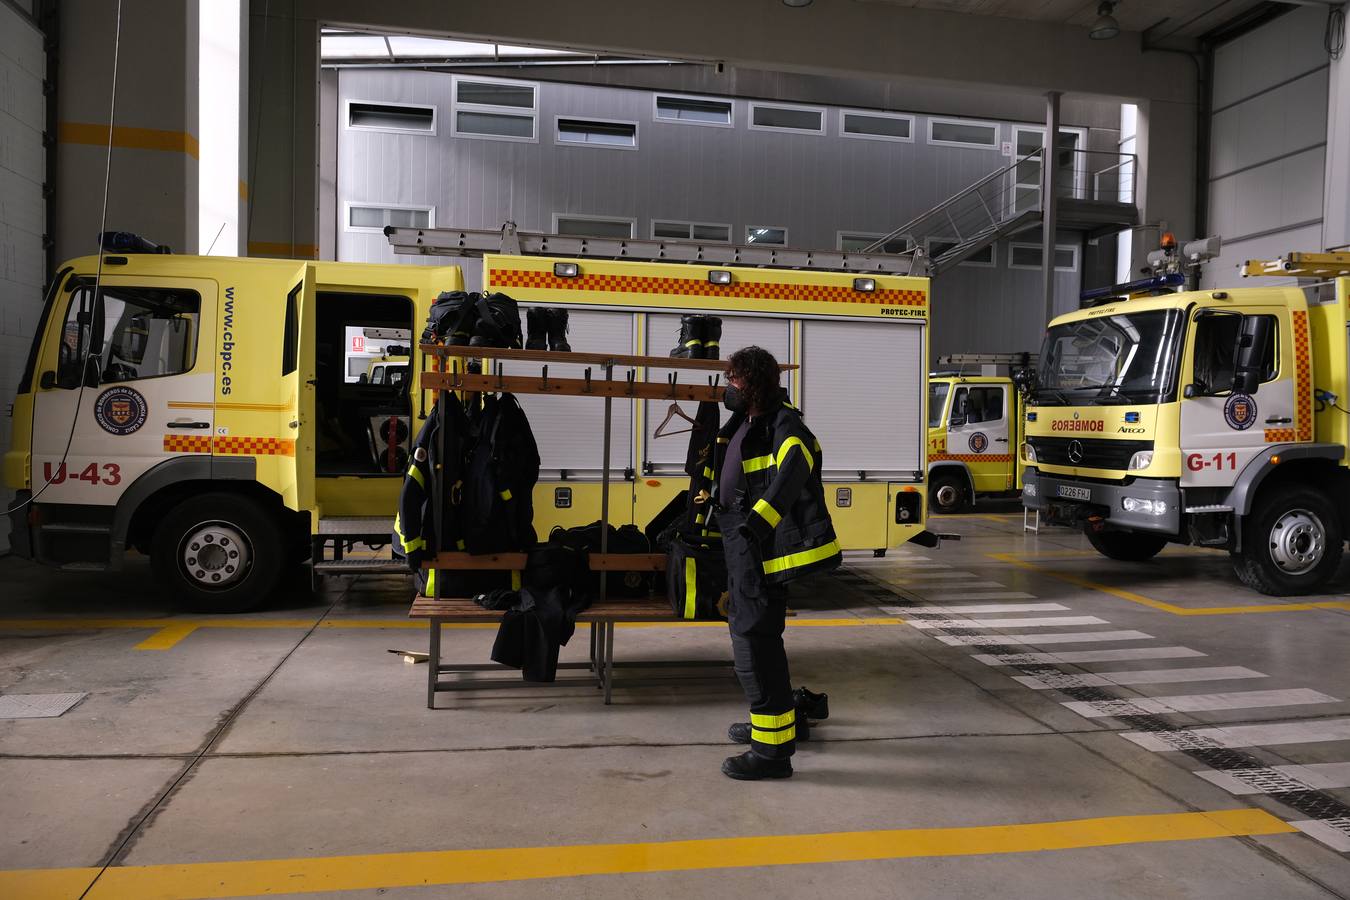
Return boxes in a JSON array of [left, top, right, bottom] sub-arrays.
[[603, 621, 615, 705], [427, 618, 442, 709], [589, 621, 598, 673]]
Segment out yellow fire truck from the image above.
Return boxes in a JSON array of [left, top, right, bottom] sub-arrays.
[[1021, 250, 1350, 595], [6, 228, 933, 611], [927, 354, 1033, 513]]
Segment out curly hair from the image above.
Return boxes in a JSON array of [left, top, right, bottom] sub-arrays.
[[727, 345, 782, 414]]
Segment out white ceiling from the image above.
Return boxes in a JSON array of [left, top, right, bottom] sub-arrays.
[[853, 0, 1278, 40]]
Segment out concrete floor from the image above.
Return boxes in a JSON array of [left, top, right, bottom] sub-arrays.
[[3, 504, 1350, 899]]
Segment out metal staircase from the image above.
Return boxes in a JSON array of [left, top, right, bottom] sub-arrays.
[[864, 147, 1138, 276]]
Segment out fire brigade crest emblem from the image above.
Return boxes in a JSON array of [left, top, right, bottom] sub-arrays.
[[968, 431, 989, 453], [1223, 393, 1257, 431], [94, 386, 148, 436]]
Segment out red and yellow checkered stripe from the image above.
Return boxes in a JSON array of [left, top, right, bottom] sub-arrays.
[[163, 434, 212, 454], [488, 269, 926, 308], [1264, 427, 1297, 443], [162, 435, 295, 456], [1292, 309, 1312, 442], [930, 453, 1013, 464]]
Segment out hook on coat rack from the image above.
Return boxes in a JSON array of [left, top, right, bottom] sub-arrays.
[[667, 371, 679, 399], [625, 369, 637, 397], [540, 364, 550, 391], [583, 367, 594, 393], [495, 361, 505, 392]]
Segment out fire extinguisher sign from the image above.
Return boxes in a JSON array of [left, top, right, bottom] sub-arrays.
[[352, 335, 365, 352]]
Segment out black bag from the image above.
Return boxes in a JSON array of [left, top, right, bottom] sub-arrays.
[[423, 291, 478, 345], [645, 490, 691, 552], [666, 533, 728, 621], [549, 521, 652, 599], [471, 292, 524, 349]]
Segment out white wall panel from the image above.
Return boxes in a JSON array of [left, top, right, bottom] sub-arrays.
[[1212, 7, 1330, 109], [1209, 70, 1328, 178], [1202, 222, 1325, 289]]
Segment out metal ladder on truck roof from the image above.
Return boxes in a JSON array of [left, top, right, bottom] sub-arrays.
[[384, 222, 930, 276]]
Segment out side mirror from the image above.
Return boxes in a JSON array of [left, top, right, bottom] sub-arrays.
[[1184, 383, 1198, 399], [40, 371, 57, 389], [1231, 315, 1272, 396], [358, 373, 369, 384]]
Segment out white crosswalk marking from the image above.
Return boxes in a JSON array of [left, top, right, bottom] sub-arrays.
[[1063, 688, 1339, 719], [909, 616, 1109, 630], [918, 590, 1038, 601], [1195, 762, 1350, 795], [901, 603, 1069, 614], [971, 647, 1207, 666], [1119, 717, 1350, 751], [1012, 666, 1266, 690], [1290, 819, 1350, 852], [934, 630, 1153, 646]]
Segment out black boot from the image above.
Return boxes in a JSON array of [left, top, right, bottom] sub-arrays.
[[670, 314, 704, 358], [728, 718, 810, 744], [525, 308, 548, 351], [546, 308, 571, 352], [722, 750, 792, 780], [699, 316, 723, 360], [793, 686, 829, 720]]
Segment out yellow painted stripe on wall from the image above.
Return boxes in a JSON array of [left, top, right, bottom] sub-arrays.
[[59, 122, 200, 158], [3, 809, 1290, 899]]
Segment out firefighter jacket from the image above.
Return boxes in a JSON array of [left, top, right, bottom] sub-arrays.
[[706, 394, 842, 585], [394, 393, 471, 572], [462, 393, 540, 553]]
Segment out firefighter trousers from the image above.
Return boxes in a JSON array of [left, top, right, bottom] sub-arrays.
[[720, 509, 796, 759]]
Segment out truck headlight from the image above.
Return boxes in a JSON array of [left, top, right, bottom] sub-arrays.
[[1022, 441, 1037, 463], [1122, 497, 1168, 515], [1127, 451, 1153, 471]]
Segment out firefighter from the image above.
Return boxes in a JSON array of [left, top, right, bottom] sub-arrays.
[[714, 346, 842, 780]]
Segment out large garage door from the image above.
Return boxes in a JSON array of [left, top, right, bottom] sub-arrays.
[[0, 2, 46, 552], [1203, 6, 1329, 287]]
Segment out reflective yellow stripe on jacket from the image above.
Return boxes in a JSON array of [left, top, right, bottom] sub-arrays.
[[775, 435, 815, 471], [762, 540, 840, 576], [684, 556, 698, 619], [751, 498, 781, 528]]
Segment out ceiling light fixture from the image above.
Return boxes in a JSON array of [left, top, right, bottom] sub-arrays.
[[1089, 1, 1120, 40], [782, 0, 813, 7]]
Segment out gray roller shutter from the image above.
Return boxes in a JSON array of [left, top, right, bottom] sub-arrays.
[[642, 313, 791, 474], [502, 308, 635, 476], [801, 320, 924, 477]]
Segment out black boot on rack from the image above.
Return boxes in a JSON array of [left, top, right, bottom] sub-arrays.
[[669, 314, 704, 358], [525, 308, 549, 350], [699, 316, 723, 360], [546, 308, 571, 352]]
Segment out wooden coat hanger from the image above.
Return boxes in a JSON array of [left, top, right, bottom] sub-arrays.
[[654, 402, 699, 437]]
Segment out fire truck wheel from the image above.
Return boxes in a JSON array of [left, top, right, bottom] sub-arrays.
[[1085, 529, 1168, 561], [1233, 488, 1343, 596], [151, 493, 284, 613], [929, 473, 970, 514]]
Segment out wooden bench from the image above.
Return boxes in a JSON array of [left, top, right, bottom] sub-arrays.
[[409, 595, 731, 707]]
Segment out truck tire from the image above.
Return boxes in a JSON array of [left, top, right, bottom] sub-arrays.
[[151, 493, 284, 613], [930, 473, 970, 514], [1085, 529, 1168, 561], [1232, 487, 1343, 596]]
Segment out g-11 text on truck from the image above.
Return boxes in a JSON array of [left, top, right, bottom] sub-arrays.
[[1020, 251, 1350, 595]]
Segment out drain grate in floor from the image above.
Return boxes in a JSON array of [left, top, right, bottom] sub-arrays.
[[0, 692, 87, 719]]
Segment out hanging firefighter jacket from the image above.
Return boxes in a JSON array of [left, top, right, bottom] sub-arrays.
[[710, 392, 841, 585], [684, 399, 722, 536], [393, 393, 471, 573], [463, 393, 540, 553]]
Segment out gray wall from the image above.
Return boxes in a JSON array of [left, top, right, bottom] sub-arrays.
[[1202, 7, 1331, 287], [334, 69, 1093, 356], [0, 1, 46, 549]]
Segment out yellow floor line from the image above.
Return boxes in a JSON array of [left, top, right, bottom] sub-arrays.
[[990, 553, 1350, 616], [2, 808, 1292, 899], [0, 616, 903, 650]]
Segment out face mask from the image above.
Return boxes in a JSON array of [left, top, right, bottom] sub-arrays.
[[722, 385, 747, 414]]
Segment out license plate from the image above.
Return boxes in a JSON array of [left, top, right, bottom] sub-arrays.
[[1056, 484, 1091, 501]]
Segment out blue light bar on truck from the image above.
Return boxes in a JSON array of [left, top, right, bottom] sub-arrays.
[[1080, 272, 1184, 305]]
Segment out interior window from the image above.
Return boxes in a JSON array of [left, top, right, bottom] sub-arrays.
[[57, 285, 200, 388], [1192, 313, 1277, 393], [949, 386, 1004, 426]]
